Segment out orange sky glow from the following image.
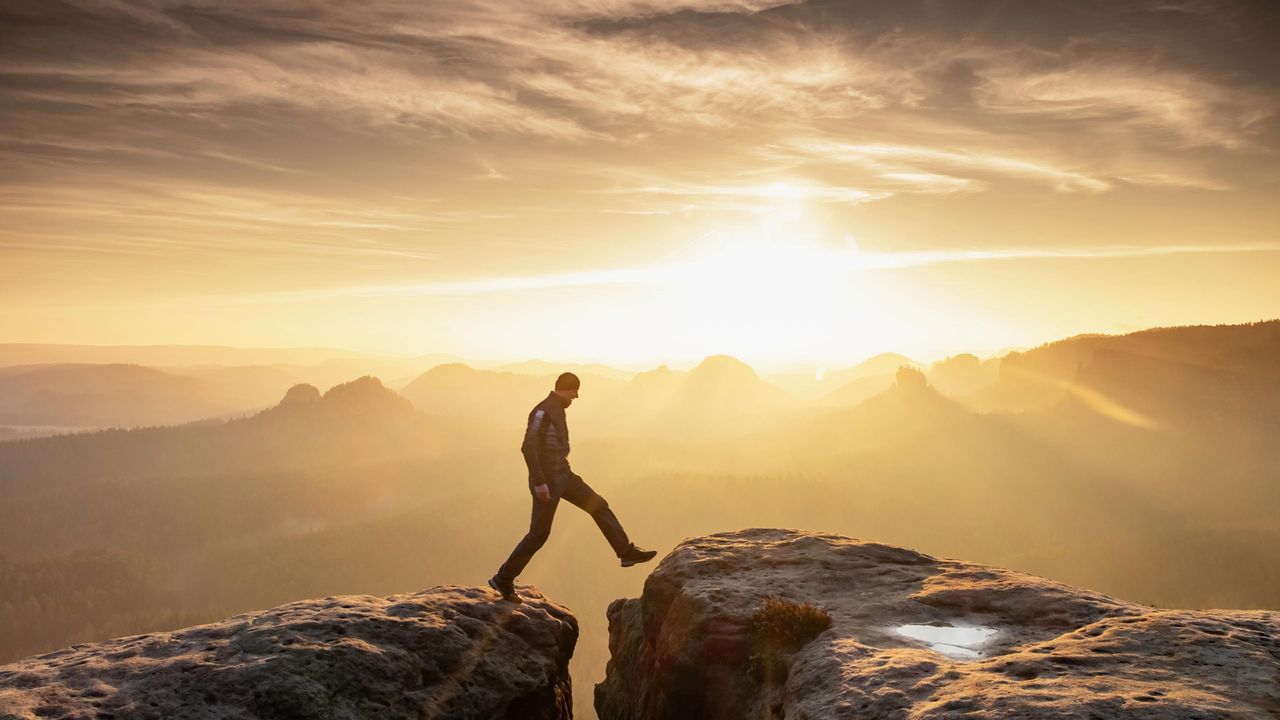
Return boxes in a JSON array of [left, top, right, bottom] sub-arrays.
[[2, 0, 1278, 370]]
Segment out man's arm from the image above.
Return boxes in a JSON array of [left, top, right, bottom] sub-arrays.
[[520, 407, 548, 489]]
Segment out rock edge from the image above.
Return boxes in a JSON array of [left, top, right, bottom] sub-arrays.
[[596, 528, 1280, 719], [0, 584, 577, 720]]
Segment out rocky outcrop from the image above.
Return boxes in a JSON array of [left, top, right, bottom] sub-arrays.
[[596, 528, 1280, 719], [277, 383, 321, 406], [0, 585, 576, 720]]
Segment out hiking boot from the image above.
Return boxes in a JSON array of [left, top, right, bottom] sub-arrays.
[[488, 574, 523, 604], [619, 544, 658, 568]]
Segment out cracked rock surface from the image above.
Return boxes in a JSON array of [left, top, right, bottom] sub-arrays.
[[596, 528, 1280, 719], [0, 585, 576, 720]]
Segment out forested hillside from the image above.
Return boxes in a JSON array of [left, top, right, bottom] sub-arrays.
[[2, 322, 1278, 716]]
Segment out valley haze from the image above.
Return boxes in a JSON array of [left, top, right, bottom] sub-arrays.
[[2, 320, 1280, 717]]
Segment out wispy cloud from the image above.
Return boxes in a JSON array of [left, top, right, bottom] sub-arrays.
[[169, 240, 1280, 306], [2, 0, 1278, 287], [600, 179, 886, 208], [774, 138, 1111, 192], [7, 0, 1269, 162], [0, 181, 497, 262], [975, 65, 1277, 151]]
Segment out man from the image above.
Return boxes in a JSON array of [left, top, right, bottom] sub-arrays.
[[489, 371, 656, 603]]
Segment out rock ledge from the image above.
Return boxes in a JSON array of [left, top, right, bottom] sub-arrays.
[[596, 528, 1280, 719], [0, 585, 576, 720]]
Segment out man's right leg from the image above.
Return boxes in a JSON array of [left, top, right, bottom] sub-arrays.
[[496, 488, 560, 582], [560, 473, 631, 556], [560, 471, 655, 566]]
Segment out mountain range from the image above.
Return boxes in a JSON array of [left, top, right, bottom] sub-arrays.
[[1, 319, 1278, 700]]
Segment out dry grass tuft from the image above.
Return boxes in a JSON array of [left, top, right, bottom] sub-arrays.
[[746, 595, 832, 652]]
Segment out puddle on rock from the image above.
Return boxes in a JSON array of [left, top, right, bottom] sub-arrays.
[[894, 623, 999, 660]]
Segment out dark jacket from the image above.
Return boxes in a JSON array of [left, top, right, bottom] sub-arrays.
[[520, 391, 571, 489]]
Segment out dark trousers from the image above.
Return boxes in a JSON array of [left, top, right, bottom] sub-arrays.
[[497, 469, 632, 581]]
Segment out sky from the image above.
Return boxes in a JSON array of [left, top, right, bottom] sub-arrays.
[[2, 0, 1279, 370]]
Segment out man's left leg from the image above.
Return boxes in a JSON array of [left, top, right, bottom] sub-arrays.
[[560, 471, 657, 566]]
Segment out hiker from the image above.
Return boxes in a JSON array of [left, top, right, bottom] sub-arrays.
[[489, 371, 656, 603]]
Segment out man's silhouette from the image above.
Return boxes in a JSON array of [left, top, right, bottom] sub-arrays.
[[489, 371, 656, 603]]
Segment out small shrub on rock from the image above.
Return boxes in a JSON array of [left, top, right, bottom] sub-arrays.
[[745, 595, 833, 683], [746, 595, 832, 653]]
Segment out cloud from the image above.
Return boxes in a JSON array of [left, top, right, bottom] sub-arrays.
[[974, 65, 1277, 151], [2, 0, 1278, 270], [0, 180, 500, 261], [9, 0, 1264, 152], [774, 138, 1111, 192], [168, 239, 1280, 306], [598, 178, 886, 209]]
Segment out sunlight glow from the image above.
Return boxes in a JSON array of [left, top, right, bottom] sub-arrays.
[[640, 192, 899, 362], [1006, 365, 1163, 430]]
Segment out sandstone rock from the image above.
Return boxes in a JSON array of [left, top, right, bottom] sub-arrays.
[[0, 585, 576, 720], [278, 383, 322, 406], [596, 528, 1280, 719]]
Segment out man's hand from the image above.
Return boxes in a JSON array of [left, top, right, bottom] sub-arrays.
[[533, 483, 551, 502]]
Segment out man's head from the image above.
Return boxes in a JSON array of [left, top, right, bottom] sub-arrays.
[[553, 371, 580, 406]]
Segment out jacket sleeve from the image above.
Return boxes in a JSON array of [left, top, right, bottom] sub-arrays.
[[520, 407, 548, 488]]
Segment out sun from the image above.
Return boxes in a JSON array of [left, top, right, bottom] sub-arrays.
[[654, 194, 892, 363], [529, 183, 917, 368]]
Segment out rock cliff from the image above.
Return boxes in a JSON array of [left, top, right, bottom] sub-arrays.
[[596, 528, 1280, 719], [0, 585, 576, 720]]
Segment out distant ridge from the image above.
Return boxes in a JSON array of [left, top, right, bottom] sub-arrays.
[[0, 343, 376, 367], [0, 363, 229, 428], [399, 363, 629, 421], [278, 383, 322, 406], [0, 376, 431, 489], [252, 376, 416, 425], [969, 319, 1280, 414], [485, 359, 635, 380], [0, 344, 469, 381], [578, 354, 791, 438]]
